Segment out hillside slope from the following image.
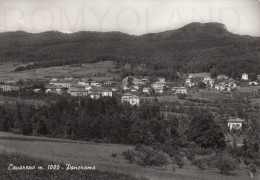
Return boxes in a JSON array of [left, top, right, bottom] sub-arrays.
[[0, 22, 259, 77]]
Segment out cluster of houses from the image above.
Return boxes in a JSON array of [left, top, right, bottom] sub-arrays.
[[122, 76, 188, 95], [46, 78, 115, 99], [185, 73, 259, 92]]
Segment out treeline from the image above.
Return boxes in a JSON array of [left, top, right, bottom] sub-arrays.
[[0, 96, 225, 149]]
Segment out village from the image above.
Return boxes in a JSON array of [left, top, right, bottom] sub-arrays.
[[0, 72, 259, 107]]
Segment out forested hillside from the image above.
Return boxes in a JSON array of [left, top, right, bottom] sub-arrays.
[[0, 22, 260, 78]]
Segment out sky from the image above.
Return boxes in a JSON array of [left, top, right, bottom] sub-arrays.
[[0, 0, 259, 36]]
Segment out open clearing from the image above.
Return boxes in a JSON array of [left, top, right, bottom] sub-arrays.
[[0, 131, 257, 180], [0, 61, 118, 81]]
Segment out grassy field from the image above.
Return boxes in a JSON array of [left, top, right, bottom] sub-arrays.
[[0, 95, 45, 105], [0, 61, 118, 81], [0, 153, 145, 180], [0, 131, 258, 180], [237, 86, 260, 93]]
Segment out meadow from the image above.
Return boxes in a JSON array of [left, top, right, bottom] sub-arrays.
[[0, 131, 257, 180], [0, 61, 118, 81]]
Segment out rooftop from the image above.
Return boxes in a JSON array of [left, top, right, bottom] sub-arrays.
[[228, 118, 245, 122]]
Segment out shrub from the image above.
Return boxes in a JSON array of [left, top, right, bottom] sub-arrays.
[[122, 145, 170, 167], [174, 155, 185, 169], [214, 153, 239, 175], [122, 150, 136, 164], [248, 163, 257, 175]]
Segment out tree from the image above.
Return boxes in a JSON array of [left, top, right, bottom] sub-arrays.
[[253, 143, 259, 152], [194, 158, 208, 172], [111, 153, 117, 162], [214, 153, 239, 175], [174, 155, 185, 168], [189, 113, 226, 148], [198, 82, 206, 89]]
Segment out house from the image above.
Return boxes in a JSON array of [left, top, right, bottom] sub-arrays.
[[241, 73, 249, 81], [158, 77, 166, 83], [90, 92, 101, 99], [33, 88, 42, 93], [0, 84, 20, 92], [185, 78, 195, 87], [45, 85, 67, 94], [50, 81, 72, 88], [203, 77, 214, 87], [172, 87, 188, 94], [227, 118, 245, 130], [104, 81, 116, 86], [112, 88, 117, 92], [131, 88, 137, 93], [78, 81, 89, 86], [217, 74, 228, 80], [133, 85, 140, 90], [140, 78, 149, 84], [101, 90, 113, 97], [90, 81, 98, 87], [64, 77, 73, 81], [122, 84, 130, 91], [143, 87, 151, 93], [133, 78, 141, 85], [249, 81, 259, 86], [50, 78, 58, 82], [85, 85, 92, 91], [121, 93, 140, 106], [68, 86, 88, 97], [152, 82, 165, 93]]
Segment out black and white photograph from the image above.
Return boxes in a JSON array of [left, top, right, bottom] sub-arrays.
[[0, 0, 260, 179]]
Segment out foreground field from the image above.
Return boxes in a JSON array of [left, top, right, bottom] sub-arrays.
[[0, 61, 118, 81], [0, 153, 145, 180], [0, 132, 258, 180]]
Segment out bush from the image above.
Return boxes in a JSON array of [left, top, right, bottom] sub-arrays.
[[174, 155, 185, 168], [214, 153, 239, 175], [248, 163, 257, 175], [122, 149, 136, 164], [122, 145, 170, 167], [194, 158, 208, 171]]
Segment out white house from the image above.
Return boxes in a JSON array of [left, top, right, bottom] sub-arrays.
[[143, 87, 151, 93], [158, 77, 166, 83], [0, 84, 20, 92], [203, 77, 215, 87], [227, 118, 245, 130], [68, 86, 88, 97], [249, 81, 259, 86], [45, 85, 67, 94], [78, 81, 89, 86], [172, 87, 188, 94], [90, 92, 101, 99], [121, 93, 140, 106], [101, 90, 113, 97], [241, 73, 249, 81], [152, 82, 165, 93], [50, 81, 72, 88], [85, 85, 92, 91], [217, 74, 228, 80]]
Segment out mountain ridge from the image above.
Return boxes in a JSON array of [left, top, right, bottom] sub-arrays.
[[0, 22, 259, 78]]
